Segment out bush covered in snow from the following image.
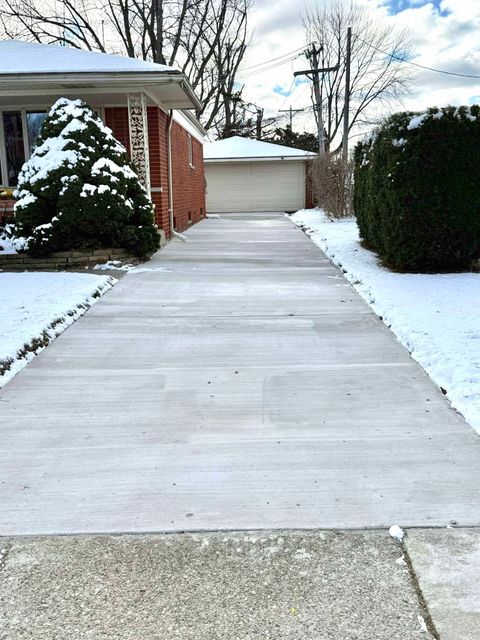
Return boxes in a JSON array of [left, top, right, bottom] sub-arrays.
[[354, 105, 480, 272], [13, 98, 159, 258]]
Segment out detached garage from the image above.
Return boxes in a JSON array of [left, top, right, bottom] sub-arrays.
[[204, 136, 315, 213]]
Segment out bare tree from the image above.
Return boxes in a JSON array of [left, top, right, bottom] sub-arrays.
[[0, 0, 250, 130], [304, 2, 412, 153]]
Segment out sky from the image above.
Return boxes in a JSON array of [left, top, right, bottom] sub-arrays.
[[237, 0, 480, 137]]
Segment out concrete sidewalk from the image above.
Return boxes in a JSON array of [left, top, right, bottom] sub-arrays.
[[0, 530, 428, 640], [1, 212, 480, 535], [2, 528, 480, 639]]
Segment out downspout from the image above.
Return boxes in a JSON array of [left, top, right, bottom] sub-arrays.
[[167, 109, 188, 242]]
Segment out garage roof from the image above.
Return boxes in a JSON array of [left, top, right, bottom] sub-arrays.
[[204, 135, 316, 162]]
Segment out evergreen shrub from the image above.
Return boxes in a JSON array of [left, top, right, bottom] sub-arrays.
[[13, 98, 159, 258], [353, 105, 480, 272]]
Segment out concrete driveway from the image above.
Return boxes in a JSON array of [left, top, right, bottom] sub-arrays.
[[1, 212, 480, 535]]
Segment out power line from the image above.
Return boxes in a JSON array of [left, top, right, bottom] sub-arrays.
[[278, 77, 297, 111], [239, 54, 305, 79], [239, 45, 308, 72], [357, 35, 480, 80], [290, 81, 311, 107]]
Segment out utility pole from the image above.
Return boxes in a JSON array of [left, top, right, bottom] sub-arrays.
[[154, 0, 165, 64], [310, 46, 325, 155], [279, 105, 304, 129], [256, 107, 264, 140], [294, 45, 339, 155], [342, 27, 352, 164]]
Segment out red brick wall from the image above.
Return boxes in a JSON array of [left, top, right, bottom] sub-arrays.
[[147, 107, 170, 236], [104, 107, 130, 151], [305, 160, 315, 209], [170, 120, 206, 233], [104, 106, 205, 239]]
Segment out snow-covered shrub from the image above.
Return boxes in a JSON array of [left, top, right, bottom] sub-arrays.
[[13, 98, 159, 258], [354, 105, 480, 272]]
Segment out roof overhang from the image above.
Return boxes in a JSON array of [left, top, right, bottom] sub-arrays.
[[0, 71, 202, 111]]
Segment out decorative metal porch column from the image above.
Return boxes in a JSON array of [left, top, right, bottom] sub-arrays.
[[127, 92, 151, 194]]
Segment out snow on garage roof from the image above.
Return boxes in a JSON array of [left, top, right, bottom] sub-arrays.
[[0, 39, 178, 74], [204, 136, 316, 162]]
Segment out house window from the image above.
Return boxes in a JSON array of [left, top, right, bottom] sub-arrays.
[[0, 107, 107, 187], [0, 109, 48, 187], [188, 134, 194, 168], [26, 112, 48, 152], [3, 112, 25, 186]]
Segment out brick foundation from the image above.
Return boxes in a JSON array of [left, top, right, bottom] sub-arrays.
[[0, 248, 141, 271], [0, 200, 15, 225]]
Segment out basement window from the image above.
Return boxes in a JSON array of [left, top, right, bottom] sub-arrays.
[[188, 134, 194, 169]]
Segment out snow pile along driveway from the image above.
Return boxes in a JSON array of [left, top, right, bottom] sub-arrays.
[[0, 272, 116, 386], [291, 209, 480, 434]]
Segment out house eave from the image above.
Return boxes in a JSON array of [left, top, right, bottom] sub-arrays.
[[0, 71, 203, 111]]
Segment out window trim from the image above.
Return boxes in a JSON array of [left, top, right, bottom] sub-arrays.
[[21, 111, 30, 164], [0, 113, 7, 188]]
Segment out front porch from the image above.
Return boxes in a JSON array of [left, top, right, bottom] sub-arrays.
[[0, 40, 206, 239]]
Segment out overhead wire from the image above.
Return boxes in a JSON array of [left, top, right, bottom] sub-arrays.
[[356, 35, 480, 80], [277, 77, 297, 111], [239, 45, 309, 72], [239, 53, 305, 79]]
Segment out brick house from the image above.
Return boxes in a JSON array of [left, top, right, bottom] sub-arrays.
[[0, 40, 206, 240]]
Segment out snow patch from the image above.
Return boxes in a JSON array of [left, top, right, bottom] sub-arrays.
[[389, 525, 405, 542], [417, 615, 429, 634], [94, 261, 135, 272], [407, 113, 428, 130], [0, 272, 116, 387]]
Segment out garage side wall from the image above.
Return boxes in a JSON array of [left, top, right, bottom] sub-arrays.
[[104, 106, 206, 239]]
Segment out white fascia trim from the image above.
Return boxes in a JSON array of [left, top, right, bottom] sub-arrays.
[[173, 110, 205, 143], [204, 156, 313, 163], [0, 72, 203, 111]]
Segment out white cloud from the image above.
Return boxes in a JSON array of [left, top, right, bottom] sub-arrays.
[[239, 0, 480, 135]]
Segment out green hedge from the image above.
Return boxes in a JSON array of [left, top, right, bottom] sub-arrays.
[[354, 105, 480, 272]]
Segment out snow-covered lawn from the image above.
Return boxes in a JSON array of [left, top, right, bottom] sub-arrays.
[[0, 272, 116, 387], [291, 209, 480, 435]]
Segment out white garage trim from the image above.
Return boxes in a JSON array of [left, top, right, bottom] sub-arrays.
[[206, 160, 307, 213]]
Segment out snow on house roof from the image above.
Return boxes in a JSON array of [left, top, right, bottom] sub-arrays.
[[0, 40, 178, 75], [204, 136, 316, 162]]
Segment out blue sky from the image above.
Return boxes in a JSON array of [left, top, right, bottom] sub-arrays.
[[273, 78, 308, 97], [384, 0, 450, 17]]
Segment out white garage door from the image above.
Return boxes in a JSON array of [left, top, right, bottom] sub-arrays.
[[205, 161, 306, 213]]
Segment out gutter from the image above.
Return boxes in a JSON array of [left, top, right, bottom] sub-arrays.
[[204, 156, 315, 163], [167, 109, 187, 242]]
